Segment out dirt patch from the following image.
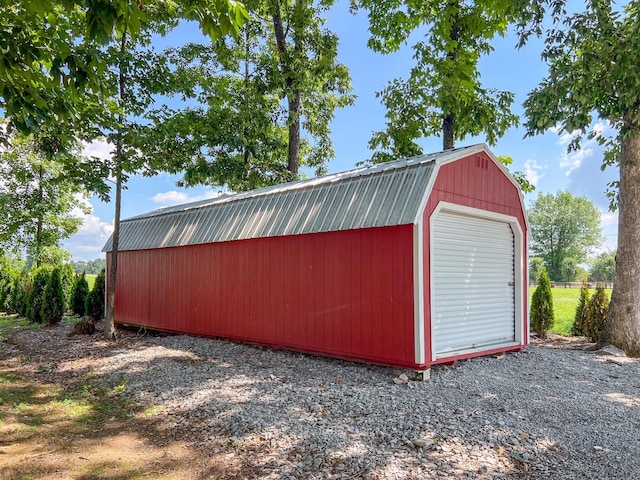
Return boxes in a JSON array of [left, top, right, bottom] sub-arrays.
[[530, 332, 597, 350], [0, 317, 211, 480]]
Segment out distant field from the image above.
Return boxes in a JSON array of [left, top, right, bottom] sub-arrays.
[[86, 274, 97, 290], [528, 287, 613, 335]]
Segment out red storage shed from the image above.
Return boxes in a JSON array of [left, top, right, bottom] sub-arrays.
[[104, 144, 529, 371]]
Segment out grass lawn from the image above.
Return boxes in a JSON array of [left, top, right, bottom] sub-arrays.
[[86, 273, 97, 290], [528, 287, 612, 335]]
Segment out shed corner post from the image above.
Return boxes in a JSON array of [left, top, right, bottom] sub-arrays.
[[413, 221, 426, 367]]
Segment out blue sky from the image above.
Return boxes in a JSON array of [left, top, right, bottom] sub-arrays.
[[63, 1, 620, 260]]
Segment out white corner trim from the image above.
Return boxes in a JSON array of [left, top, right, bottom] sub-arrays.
[[413, 221, 426, 365]]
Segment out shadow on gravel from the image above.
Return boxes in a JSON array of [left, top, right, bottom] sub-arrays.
[[84, 331, 640, 479], [4, 316, 640, 480]]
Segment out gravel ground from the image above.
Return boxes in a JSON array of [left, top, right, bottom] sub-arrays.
[[7, 322, 640, 479]]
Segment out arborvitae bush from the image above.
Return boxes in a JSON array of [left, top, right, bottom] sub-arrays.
[[85, 268, 105, 319], [71, 272, 90, 317], [572, 278, 590, 336], [2, 281, 13, 311], [41, 266, 65, 325], [7, 271, 30, 317], [584, 285, 610, 342], [530, 267, 554, 338], [60, 263, 75, 311], [18, 279, 31, 317], [27, 267, 50, 323], [0, 278, 11, 312]]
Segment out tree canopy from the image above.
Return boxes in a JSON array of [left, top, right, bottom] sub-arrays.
[[355, 0, 520, 161], [590, 251, 616, 283], [523, 0, 640, 354], [528, 190, 602, 282], [0, 134, 90, 267], [0, 0, 248, 141], [141, 0, 354, 189]]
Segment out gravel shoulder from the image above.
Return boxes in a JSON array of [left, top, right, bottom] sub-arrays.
[[2, 318, 639, 480]]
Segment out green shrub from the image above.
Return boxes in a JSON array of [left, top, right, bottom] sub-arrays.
[[41, 266, 65, 325], [27, 267, 51, 323], [530, 267, 554, 338], [0, 253, 17, 311], [8, 270, 30, 316], [71, 272, 90, 317], [2, 281, 14, 312], [85, 268, 105, 319], [0, 276, 14, 312], [571, 278, 589, 336], [584, 285, 609, 342], [60, 263, 75, 311]]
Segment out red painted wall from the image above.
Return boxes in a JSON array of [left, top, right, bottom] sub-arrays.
[[110, 225, 418, 368], [422, 152, 529, 363]]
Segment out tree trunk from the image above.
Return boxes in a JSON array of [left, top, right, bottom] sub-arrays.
[[104, 26, 127, 341], [287, 91, 301, 178], [441, 3, 459, 151], [603, 133, 640, 356], [271, 0, 300, 180], [35, 164, 44, 268], [442, 115, 454, 150], [105, 167, 121, 341], [242, 26, 250, 177]]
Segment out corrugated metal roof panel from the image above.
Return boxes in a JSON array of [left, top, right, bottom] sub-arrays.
[[103, 145, 489, 252]]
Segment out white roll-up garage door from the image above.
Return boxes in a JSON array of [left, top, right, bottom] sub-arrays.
[[432, 211, 516, 359]]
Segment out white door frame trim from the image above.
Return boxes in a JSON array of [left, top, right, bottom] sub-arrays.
[[429, 201, 525, 362]]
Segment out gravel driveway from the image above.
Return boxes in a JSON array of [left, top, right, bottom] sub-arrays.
[[9, 324, 640, 479]]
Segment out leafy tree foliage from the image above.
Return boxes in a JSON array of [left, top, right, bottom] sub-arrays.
[[522, 0, 640, 355], [529, 257, 544, 284], [67, 2, 249, 341], [559, 257, 578, 283], [71, 272, 90, 317], [72, 258, 107, 275], [41, 266, 65, 325], [590, 251, 616, 283], [27, 267, 51, 323], [528, 191, 602, 281], [144, 0, 354, 188], [572, 279, 589, 336], [85, 269, 106, 320], [530, 267, 554, 338], [267, 0, 354, 178], [356, 0, 520, 158], [0, 0, 248, 140], [0, 135, 90, 267]]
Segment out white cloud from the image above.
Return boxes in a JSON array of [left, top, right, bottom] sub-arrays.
[[556, 129, 573, 147], [560, 146, 594, 176], [523, 159, 544, 187], [600, 209, 618, 227], [151, 188, 228, 206], [555, 122, 615, 177], [62, 212, 114, 261], [82, 139, 113, 160]]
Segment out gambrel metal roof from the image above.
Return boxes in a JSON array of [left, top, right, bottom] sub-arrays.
[[103, 145, 488, 252]]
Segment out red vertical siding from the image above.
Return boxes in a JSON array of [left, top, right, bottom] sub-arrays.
[[422, 151, 529, 360], [110, 224, 417, 368]]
